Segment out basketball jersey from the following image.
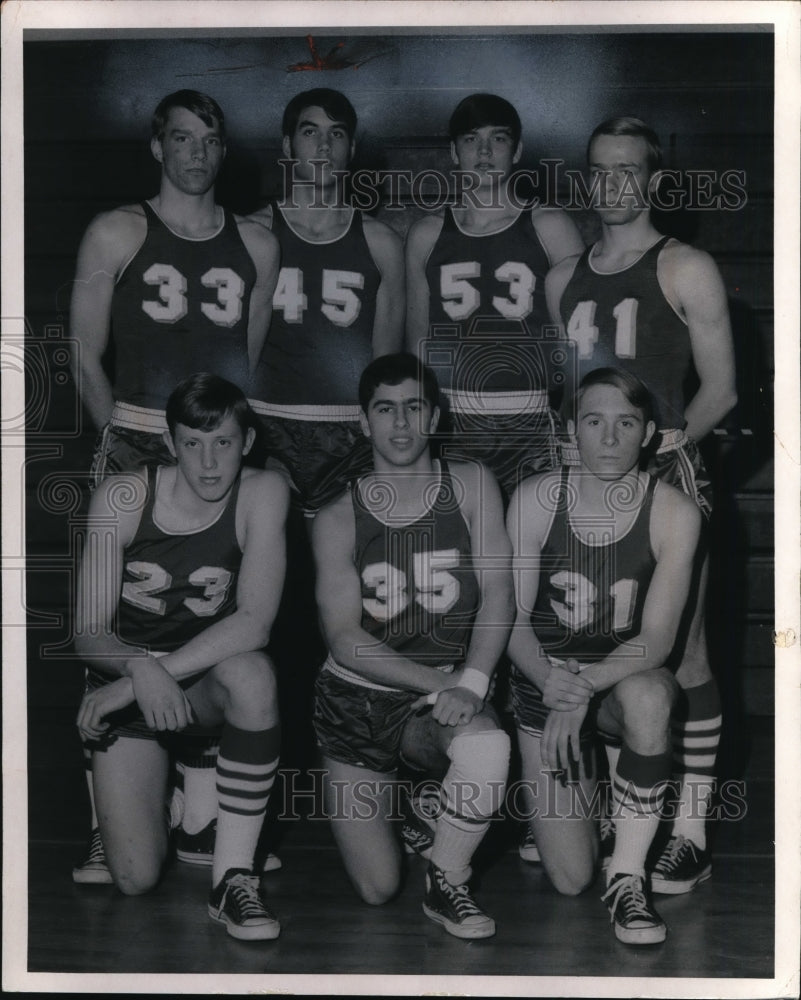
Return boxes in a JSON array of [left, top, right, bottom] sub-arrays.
[[347, 461, 480, 674], [251, 206, 381, 417], [532, 467, 658, 664], [559, 236, 691, 430], [115, 466, 242, 654], [424, 207, 552, 408], [111, 202, 256, 410]]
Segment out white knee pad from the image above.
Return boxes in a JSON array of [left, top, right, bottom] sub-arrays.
[[442, 729, 511, 822]]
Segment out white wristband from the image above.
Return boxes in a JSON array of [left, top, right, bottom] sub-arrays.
[[458, 668, 490, 700]]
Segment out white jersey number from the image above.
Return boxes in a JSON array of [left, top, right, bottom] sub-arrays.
[[142, 264, 244, 327], [549, 571, 638, 632], [122, 561, 233, 617], [273, 267, 365, 327], [440, 260, 535, 321], [567, 297, 639, 360], [362, 549, 461, 621]]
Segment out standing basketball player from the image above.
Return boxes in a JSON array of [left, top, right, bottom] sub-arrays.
[[405, 93, 585, 498], [507, 368, 701, 944], [249, 88, 405, 515], [74, 374, 289, 940], [545, 117, 737, 893], [69, 90, 280, 882], [311, 353, 513, 939]]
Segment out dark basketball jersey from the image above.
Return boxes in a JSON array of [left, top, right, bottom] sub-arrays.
[[423, 207, 552, 403], [251, 206, 381, 415], [114, 466, 242, 654], [347, 461, 480, 674], [532, 467, 658, 664], [110, 202, 256, 410], [559, 236, 691, 430]]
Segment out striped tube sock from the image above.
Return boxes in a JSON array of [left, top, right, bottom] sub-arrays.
[[608, 745, 672, 881], [671, 679, 721, 850], [212, 724, 280, 885]]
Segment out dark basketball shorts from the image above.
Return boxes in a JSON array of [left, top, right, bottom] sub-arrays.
[[83, 670, 220, 749], [439, 404, 560, 501], [90, 407, 174, 490], [314, 667, 454, 775], [560, 427, 712, 518], [257, 415, 373, 516]]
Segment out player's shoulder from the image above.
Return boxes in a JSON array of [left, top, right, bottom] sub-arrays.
[[312, 488, 354, 543], [658, 237, 719, 273], [657, 238, 724, 297], [530, 206, 585, 261], [651, 475, 702, 530], [361, 212, 403, 249], [405, 211, 446, 251], [546, 248, 582, 282], [82, 203, 146, 249], [245, 203, 274, 229], [90, 469, 149, 521], [512, 468, 562, 508], [239, 466, 290, 510], [235, 211, 280, 260]]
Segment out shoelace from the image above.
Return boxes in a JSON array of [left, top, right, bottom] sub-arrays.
[[654, 836, 695, 873], [85, 829, 106, 865], [602, 875, 653, 923], [436, 874, 484, 919], [599, 817, 614, 840], [224, 874, 268, 919]]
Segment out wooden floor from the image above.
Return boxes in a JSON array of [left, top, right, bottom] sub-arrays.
[[24, 718, 777, 991]]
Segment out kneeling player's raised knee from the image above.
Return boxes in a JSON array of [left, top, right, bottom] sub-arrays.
[[615, 670, 677, 734], [212, 651, 277, 720], [445, 728, 511, 818]]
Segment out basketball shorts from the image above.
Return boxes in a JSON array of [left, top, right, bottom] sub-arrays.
[[89, 404, 173, 490], [257, 415, 373, 516], [509, 664, 598, 744], [560, 427, 712, 518], [313, 666, 452, 775], [440, 405, 560, 500], [84, 669, 220, 748]]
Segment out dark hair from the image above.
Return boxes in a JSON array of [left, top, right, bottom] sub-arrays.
[[166, 373, 253, 438], [448, 93, 522, 147], [586, 116, 662, 174], [358, 353, 440, 413], [282, 88, 357, 143], [575, 367, 655, 428], [151, 90, 226, 141]]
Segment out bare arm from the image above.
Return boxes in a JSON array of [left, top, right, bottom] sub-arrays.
[[363, 216, 405, 357], [69, 208, 145, 429], [506, 475, 594, 705], [404, 215, 443, 357], [661, 244, 738, 441], [544, 255, 581, 422], [580, 484, 701, 693], [312, 494, 459, 695], [532, 207, 585, 268], [237, 215, 281, 375]]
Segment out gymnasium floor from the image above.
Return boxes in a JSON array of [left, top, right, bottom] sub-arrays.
[[24, 716, 776, 992]]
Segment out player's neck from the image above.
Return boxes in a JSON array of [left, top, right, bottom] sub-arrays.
[[278, 190, 352, 238], [155, 465, 232, 528], [151, 187, 221, 238], [454, 179, 520, 232], [595, 212, 661, 263], [572, 466, 645, 523], [366, 455, 438, 519]]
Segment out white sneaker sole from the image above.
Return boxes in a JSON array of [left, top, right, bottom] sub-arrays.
[[422, 903, 496, 939]]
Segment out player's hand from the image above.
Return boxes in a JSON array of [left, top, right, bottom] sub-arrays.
[[76, 678, 135, 741], [127, 654, 193, 732], [541, 702, 587, 781], [430, 686, 483, 727], [541, 658, 594, 711]]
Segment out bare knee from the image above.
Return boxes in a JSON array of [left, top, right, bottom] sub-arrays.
[[212, 652, 277, 723], [615, 670, 677, 734], [109, 857, 162, 896], [351, 870, 400, 906], [541, 847, 596, 896]]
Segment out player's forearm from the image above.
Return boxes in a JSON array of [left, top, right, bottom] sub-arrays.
[[461, 578, 514, 679], [327, 627, 454, 694], [683, 381, 738, 442], [507, 623, 552, 691], [580, 629, 674, 693], [74, 631, 148, 677], [157, 610, 272, 682], [72, 351, 115, 430]]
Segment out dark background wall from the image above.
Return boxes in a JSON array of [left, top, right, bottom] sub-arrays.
[[23, 29, 775, 840]]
